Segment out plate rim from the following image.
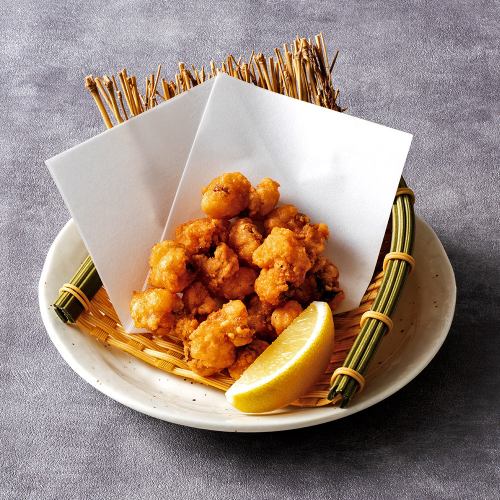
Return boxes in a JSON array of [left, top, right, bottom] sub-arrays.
[[39, 217, 456, 432]]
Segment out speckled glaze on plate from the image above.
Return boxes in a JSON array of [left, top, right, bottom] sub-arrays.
[[39, 217, 455, 432]]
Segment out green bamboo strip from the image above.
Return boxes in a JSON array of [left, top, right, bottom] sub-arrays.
[[53, 255, 102, 323], [328, 179, 415, 406]]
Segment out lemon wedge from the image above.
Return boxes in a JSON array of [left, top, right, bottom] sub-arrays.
[[226, 301, 334, 413]]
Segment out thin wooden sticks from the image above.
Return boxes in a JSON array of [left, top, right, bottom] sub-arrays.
[[85, 33, 344, 128]]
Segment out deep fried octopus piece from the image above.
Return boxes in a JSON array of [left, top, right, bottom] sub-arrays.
[[192, 243, 239, 294], [264, 205, 329, 261], [246, 295, 275, 339], [253, 266, 290, 306], [252, 228, 311, 281], [228, 217, 263, 264], [173, 315, 199, 341], [187, 300, 254, 376], [271, 300, 303, 334], [148, 240, 195, 292], [253, 226, 312, 301], [313, 256, 344, 312], [182, 281, 221, 316], [175, 217, 229, 255], [248, 178, 280, 218], [130, 288, 182, 332], [291, 256, 344, 310], [201, 172, 251, 219], [156, 313, 200, 342], [252, 228, 312, 305], [219, 267, 257, 300], [228, 339, 269, 380], [300, 223, 329, 261], [290, 274, 320, 305], [264, 204, 310, 234]]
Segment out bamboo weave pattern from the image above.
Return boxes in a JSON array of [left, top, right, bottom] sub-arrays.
[[75, 273, 383, 407]]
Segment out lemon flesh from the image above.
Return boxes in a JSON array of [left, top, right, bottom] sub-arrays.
[[226, 301, 334, 413]]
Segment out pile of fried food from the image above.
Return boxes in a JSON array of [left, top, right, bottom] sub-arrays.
[[130, 172, 343, 380]]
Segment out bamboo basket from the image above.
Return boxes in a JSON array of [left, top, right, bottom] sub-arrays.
[[55, 34, 415, 408]]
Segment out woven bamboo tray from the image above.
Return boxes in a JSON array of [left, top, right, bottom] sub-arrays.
[[55, 34, 415, 408]]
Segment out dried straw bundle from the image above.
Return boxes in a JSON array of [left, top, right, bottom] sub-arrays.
[[55, 33, 415, 408], [84, 33, 343, 130]]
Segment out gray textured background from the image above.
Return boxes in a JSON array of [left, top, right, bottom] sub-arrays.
[[1, 1, 498, 499]]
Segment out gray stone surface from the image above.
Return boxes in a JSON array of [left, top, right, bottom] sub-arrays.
[[1, 0, 498, 498]]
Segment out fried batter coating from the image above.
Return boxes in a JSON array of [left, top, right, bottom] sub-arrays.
[[264, 205, 329, 260], [271, 300, 303, 334], [173, 315, 199, 341], [183, 281, 220, 316], [228, 339, 269, 380], [131, 172, 343, 379], [264, 204, 310, 234], [291, 256, 343, 309], [291, 274, 320, 304], [201, 172, 251, 219], [219, 267, 257, 300], [148, 240, 195, 292], [175, 217, 229, 255], [246, 295, 275, 338], [187, 300, 254, 376], [192, 243, 239, 293], [300, 223, 329, 261], [312, 256, 344, 311], [253, 227, 312, 286], [248, 178, 280, 218], [228, 218, 263, 264], [130, 288, 182, 332], [252, 228, 312, 305], [254, 266, 290, 306]]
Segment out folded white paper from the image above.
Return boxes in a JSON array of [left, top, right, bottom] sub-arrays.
[[47, 74, 412, 332], [47, 79, 215, 330]]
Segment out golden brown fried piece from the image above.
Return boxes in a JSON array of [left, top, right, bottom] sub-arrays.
[[253, 266, 290, 306], [300, 223, 329, 261], [252, 228, 312, 305], [219, 267, 257, 300], [228, 339, 269, 380], [130, 288, 182, 332], [246, 295, 275, 338], [291, 256, 343, 310], [271, 300, 303, 335], [312, 256, 344, 311], [291, 274, 319, 305], [192, 243, 239, 293], [187, 300, 254, 376], [252, 228, 311, 281], [248, 178, 280, 218], [173, 315, 199, 341], [183, 281, 221, 316], [156, 312, 200, 341], [264, 205, 329, 261], [264, 205, 310, 234], [148, 240, 195, 292], [175, 217, 229, 255], [228, 218, 263, 264], [201, 172, 251, 219]]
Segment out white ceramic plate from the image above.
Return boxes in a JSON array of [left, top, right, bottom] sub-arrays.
[[39, 217, 455, 432]]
